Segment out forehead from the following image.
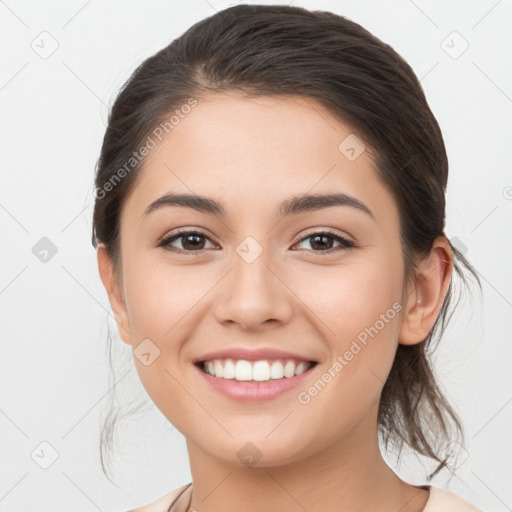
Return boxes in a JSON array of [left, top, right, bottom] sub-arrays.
[[121, 92, 398, 227]]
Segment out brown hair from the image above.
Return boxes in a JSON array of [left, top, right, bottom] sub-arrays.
[[92, 4, 481, 482]]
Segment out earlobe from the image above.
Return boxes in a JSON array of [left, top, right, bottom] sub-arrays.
[[398, 237, 453, 346], [97, 244, 132, 345]]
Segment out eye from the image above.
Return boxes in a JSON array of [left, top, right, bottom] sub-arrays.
[[293, 230, 355, 254], [158, 228, 354, 254], [158, 229, 217, 253]]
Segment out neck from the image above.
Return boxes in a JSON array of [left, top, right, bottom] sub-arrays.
[[185, 412, 429, 512]]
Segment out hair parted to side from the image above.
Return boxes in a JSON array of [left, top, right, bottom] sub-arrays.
[[92, 4, 481, 482]]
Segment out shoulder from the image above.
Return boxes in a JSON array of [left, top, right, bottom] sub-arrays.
[[423, 485, 483, 512], [127, 483, 192, 512]]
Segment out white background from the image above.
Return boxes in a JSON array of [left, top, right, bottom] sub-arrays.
[[0, 0, 511, 511]]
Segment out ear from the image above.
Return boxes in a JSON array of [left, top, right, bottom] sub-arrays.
[[97, 243, 132, 346], [398, 236, 453, 346]]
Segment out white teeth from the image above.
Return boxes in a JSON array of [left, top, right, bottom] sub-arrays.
[[202, 358, 313, 381], [270, 360, 284, 379], [252, 361, 270, 381], [223, 358, 235, 379], [235, 360, 252, 381], [214, 360, 223, 377], [283, 360, 296, 378], [295, 361, 310, 376]]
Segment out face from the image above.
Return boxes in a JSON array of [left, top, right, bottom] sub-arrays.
[[99, 92, 417, 468]]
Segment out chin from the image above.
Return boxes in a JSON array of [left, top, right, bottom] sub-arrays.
[[200, 434, 314, 469]]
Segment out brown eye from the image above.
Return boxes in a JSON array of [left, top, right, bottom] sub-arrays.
[[159, 230, 216, 252], [158, 229, 354, 255], [293, 231, 354, 253]]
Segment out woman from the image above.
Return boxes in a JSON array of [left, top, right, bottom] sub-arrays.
[[92, 4, 484, 511]]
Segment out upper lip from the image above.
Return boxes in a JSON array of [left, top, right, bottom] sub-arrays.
[[193, 347, 317, 363]]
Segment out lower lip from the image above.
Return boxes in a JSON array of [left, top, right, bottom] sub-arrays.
[[194, 363, 317, 401]]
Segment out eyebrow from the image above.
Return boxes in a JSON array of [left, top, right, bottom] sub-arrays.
[[143, 192, 375, 221]]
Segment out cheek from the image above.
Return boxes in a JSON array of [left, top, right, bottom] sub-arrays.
[[341, 270, 400, 341], [288, 262, 402, 443], [121, 257, 214, 412], [123, 255, 205, 338], [121, 259, 203, 424], [297, 257, 402, 340], [294, 255, 403, 396]]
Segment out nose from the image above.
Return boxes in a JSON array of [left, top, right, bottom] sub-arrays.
[[213, 244, 294, 331]]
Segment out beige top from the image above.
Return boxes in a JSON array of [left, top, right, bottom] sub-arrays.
[[128, 482, 483, 512]]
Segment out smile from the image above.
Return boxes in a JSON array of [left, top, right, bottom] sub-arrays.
[[194, 358, 318, 401], [198, 358, 316, 381]]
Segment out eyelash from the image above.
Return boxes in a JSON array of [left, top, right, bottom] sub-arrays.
[[157, 228, 355, 255]]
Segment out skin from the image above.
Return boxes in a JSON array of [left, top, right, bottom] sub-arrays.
[[97, 91, 453, 512]]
